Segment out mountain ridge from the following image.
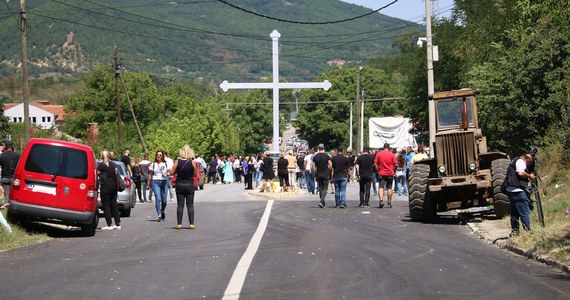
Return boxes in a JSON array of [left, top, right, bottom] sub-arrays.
[[0, 0, 420, 83]]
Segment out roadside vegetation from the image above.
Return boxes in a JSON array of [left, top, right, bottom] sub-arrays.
[[0, 211, 49, 251]]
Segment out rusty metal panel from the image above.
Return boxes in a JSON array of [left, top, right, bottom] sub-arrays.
[[436, 131, 476, 176]]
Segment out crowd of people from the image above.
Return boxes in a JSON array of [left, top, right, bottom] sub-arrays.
[[0, 139, 538, 237], [195, 143, 429, 210]]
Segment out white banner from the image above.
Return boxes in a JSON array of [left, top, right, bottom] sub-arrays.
[[369, 117, 416, 149]]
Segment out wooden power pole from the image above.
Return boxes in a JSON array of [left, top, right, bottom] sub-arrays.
[[20, 0, 30, 143], [119, 74, 148, 156], [114, 47, 122, 147], [356, 66, 362, 152]]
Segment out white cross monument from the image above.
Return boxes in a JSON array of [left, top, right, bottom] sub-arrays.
[[220, 30, 331, 154]]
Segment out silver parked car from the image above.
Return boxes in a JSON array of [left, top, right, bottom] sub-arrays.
[[96, 160, 136, 217]]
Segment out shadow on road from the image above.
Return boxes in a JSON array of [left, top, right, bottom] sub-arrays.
[[19, 221, 87, 238], [400, 212, 501, 226]]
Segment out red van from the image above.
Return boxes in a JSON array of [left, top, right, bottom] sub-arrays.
[[7, 138, 99, 236]]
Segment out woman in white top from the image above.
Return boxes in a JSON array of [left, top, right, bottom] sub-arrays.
[[147, 150, 171, 222]]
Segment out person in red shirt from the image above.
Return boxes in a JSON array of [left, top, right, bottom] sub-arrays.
[[373, 143, 398, 208]]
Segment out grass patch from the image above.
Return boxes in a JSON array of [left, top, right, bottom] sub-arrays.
[[0, 211, 50, 251]]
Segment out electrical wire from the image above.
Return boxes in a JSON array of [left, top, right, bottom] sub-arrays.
[[27, 11, 267, 54], [81, 0, 268, 40], [215, 0, 399, 25], [219, 97, 408, 106], [2, 0, 19, 29]]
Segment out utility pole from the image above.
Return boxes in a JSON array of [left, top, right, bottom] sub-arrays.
[[360, 88, 364, 151], [20, 0, 30, 143], [349, 102, 353, 150], [119, 74, 148, 155], [114, 47, 122, 147], [355, 66, 362, 152], [426, 0, 436, 157]]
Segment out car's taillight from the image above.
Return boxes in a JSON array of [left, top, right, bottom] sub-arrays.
[[12, 175, 21, 190], [87, 185, 95, 201], [124, 177, 131, 189]]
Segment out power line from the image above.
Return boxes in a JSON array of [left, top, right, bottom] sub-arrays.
[[81, 0, 268, 41], [28, 11, 267, 55], [35, 0, 217, 12], [2, 0, 19, 29], [220, 97, 407, 106], [215, 0, 400, 25]]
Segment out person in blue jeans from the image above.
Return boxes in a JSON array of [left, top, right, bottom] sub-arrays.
[[304, 150, 315, 194], [395, 150, 408, 196], [147, 150, 171, 222], [504, 153, 535, 235], [331, 146, 350, 208], [372, 171, 378, 196]]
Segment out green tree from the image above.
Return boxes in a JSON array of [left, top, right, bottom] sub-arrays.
[[298, 66, 403, 148], [0, 93, 10, 141]]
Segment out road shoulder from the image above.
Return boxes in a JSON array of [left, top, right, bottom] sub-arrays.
[[467, 218, 570, 274]]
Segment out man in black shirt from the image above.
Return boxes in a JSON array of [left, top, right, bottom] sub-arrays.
[[296, 153, 306, 189], [208, 157, 218, 184], [331, 146, 350, 208], [121, 148, 132, 176], [347, 148, 356, 182], [311, 144, 331, 208], [0, 141, 21, 204], [261, 151, 275, 192], [355, 146, 375, 207]]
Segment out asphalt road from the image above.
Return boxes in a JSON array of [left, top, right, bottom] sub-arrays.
[[1, 182, 568, 299]]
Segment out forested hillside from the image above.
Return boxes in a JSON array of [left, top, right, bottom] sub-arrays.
[[0, 0, 417, 83]]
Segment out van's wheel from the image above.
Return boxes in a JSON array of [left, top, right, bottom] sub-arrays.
[[81, 213, 99, 237], [120, 206, 131, 217], [408, 164, 435, 222], [491, 158, 510, 218]]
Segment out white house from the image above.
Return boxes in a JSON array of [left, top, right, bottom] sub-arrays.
[[3, 102, 65, 129]]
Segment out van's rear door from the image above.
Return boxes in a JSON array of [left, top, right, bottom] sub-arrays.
[[21, 144, 90, 212]]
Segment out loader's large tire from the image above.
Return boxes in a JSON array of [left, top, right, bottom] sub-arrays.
[[491, 158, 510, 218], [408, 164, 435, 222]]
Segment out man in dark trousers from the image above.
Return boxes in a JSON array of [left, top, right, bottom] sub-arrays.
[[355, 146, 375, 208], [374, 143, 397, 208], [331, 146, 350, 208], [504, 153, 535, 235], [312, 143, 331, 208], [121, 148, 132, 176], [0, 141, 21, 204]]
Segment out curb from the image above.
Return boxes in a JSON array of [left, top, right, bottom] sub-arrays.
[[467, 222, 570, 274]]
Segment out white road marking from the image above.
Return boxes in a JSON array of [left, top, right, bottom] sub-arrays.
[[222, 200, 274, 300]]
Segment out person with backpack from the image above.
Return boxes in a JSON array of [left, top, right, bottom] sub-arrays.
[[98, 150, 121, 230]]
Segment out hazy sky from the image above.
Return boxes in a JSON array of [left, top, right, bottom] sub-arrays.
[[341, 0, 454, 22]]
